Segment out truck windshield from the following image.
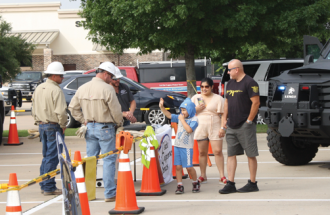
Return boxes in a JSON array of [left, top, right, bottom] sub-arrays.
[[14, 72, 41, 81]]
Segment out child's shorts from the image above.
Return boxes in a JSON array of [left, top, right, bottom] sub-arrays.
[[174, 146, 193, 168]]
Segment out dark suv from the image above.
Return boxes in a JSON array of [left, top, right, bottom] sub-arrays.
[[9, 71, 43, 101], [60, 74, 186, 127]]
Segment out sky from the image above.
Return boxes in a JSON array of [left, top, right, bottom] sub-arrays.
[[0, 0, 82, 9]]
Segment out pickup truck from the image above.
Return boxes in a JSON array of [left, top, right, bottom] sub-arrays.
[[85, 59, 220, 95], [9, 71, 43, 101]]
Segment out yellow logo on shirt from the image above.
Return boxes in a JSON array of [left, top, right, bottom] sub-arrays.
[[251, 86, 259, 93], [227, 90, 243, 96]]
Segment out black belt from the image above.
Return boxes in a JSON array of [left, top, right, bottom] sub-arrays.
[[39, 122, 57, 125], [87, 121, 114, 124]]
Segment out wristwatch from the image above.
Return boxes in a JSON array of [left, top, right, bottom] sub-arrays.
[[247, 120, 252, 124], [220, 127, 226, 131]]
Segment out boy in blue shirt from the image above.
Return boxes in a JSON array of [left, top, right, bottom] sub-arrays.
[[159, 97, 200, 194]]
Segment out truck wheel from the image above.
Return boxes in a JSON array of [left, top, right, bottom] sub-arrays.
[[267, 129, 318, 165], [66, 110, 77, 128], [144, 105, 168, 125]]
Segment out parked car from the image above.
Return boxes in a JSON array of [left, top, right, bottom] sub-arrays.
[[8, 71, 43, 101], [60, 74, 186, 128], [0, 87, 22, 114], [64, 70, 86, 76]]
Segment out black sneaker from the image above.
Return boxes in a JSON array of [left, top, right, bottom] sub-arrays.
[[219, 180, 237, 194], [237, 180, 259, 193], [192, 181, 200, 193], [175, 184, 184, 194]]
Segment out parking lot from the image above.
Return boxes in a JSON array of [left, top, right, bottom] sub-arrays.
[[1, 106, 329, 215]]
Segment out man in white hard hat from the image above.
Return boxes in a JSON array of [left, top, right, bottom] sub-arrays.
[[68, 61, 123, 202], [32, 61, 67, 196], [110, 67, 137, 126]]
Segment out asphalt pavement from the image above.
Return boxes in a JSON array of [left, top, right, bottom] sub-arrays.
[[0, 129, 329, 215]]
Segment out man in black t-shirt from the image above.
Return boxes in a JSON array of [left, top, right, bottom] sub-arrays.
[[110, 68, 137, 126], [219, 59, 260, 194]]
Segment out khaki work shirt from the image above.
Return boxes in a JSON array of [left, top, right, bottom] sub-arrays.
[[68, 77, 123, 126], [32, 79, 68, 128]]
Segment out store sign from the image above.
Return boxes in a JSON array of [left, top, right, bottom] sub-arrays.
[[75, 21, 86, 27]]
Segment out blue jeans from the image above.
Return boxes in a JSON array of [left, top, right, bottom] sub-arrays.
[[86, 122, 117, 198], [39, 123, 64, 192]]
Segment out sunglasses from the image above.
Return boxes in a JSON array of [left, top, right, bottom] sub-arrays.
[[201, 85, 210, 89], [57, 75, 64, 78], [112, 78, 120, 81], [228, 67, 239, 72]]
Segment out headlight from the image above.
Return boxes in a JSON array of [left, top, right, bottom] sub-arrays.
[[1, 91, 8, 99], [31, 84, 38, 90], [167, 95, 185, 102]]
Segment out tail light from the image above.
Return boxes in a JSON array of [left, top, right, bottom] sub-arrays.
[[220, 84, 224, 96]]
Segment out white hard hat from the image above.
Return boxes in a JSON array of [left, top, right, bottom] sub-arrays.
[[97, 62, 116, 75], [114, 67, 123, 79], [44, 62, 66, 75]]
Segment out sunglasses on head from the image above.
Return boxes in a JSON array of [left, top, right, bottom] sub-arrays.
[[201, 85, 210, 89]]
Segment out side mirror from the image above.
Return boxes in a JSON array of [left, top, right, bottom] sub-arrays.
[[129, 86, 138, 94], [304, 54, 314, 65], [129, 86, 138, 91]]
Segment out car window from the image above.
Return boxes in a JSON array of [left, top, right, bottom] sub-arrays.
[[67, 79, 78, 90], [266, 63, 303, 80], [120, 69, 127, 77], [243, 64, 260, 78], [222, 64, 260, 83], [77, 77, 92, 88], [138, 66, 206, 83], [14, 72, 41, 81]]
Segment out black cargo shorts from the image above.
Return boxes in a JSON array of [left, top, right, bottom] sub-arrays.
[[226, 122, 259, 157]]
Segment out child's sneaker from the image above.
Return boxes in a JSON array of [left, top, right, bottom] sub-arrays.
[[192, 181, 200, 193], [175, 184, 184, 194]]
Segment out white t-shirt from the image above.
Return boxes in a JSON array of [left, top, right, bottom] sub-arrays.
[[171, 114, 198, 149]]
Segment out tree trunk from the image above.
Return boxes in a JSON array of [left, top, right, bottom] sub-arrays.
[[185, 43, 196, 98]]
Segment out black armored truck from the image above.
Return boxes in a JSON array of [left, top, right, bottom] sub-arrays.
[[259, 35, 330, 165]]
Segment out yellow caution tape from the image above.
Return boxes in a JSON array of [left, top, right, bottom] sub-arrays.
[[140, 108, 169, 111], [0, 183, 8, 189], [14, 110, 31, 112], [187, 80, 198, 94]]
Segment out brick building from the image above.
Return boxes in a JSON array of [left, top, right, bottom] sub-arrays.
[[0, 2, 167, 71]]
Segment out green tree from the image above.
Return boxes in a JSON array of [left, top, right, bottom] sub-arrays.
[[0, 16, 35, 82], [80, 0, 330, 97]]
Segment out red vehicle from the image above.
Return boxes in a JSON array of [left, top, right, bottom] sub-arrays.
[[85, 59, 219, 95]]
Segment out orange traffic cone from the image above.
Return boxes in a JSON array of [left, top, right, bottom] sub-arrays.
[[208, 142, 214, 156], [192, 140, 200, 166], [5, 173, 22, 215], [136, 146, 166, 196], [4, 106, 23, 146], [74, 151, 90, 215], [109, 151, 144, 214], [171, 123, 188, 180]]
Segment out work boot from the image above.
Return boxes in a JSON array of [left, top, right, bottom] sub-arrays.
[[105, 196, 116, 202], [44, 188, 62, 196]]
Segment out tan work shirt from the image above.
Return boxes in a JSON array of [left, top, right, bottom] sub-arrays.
[[32, 79, 68, 128], [68, 77, 123, 126]]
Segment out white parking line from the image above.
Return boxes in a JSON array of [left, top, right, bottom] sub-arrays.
[[1, 160, 328, 167], [1, 198, 329, 205], [0, 148, 329, 156], [22, 195, 62, 215], [1, 176, 329, 182]]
